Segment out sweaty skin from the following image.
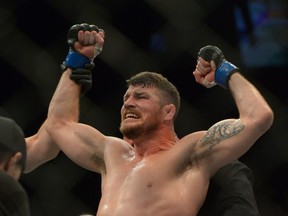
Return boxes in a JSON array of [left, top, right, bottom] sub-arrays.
[[95, 85, 245, 216], [46, 29, 273, 216], [97, 136, 209, 216]]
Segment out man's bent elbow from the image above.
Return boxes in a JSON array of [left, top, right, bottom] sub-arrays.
[[257, 106, 274, 133], [46, 117, 67, 136]]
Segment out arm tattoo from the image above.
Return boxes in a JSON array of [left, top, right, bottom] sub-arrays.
[[200, 120, 244, 150]]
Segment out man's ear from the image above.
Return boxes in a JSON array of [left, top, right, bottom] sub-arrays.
[[13, 152, 22, 165], [5, 152, 22, 180], [163, 104, 176, 120]]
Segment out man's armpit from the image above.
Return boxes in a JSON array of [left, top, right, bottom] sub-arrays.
[[200, 120, 244, 150], [91, 153, 106, 172]]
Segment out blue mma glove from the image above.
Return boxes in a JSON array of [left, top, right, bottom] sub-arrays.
[[198, 45, 240, 89], [61, 23, 102, 71]]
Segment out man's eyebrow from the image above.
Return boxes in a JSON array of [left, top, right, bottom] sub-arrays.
[[134, 91, 145, 95], [123, 93, 129, 100]]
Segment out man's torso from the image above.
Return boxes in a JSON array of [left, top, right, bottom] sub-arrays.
[[96, 136, 210, 216]]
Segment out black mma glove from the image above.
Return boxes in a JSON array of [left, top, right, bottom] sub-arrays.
[[61, 23, 103, 71], [70, 63, 95, 96], [198, 45, 240, 89]]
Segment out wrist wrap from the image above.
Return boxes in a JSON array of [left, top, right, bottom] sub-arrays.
[[198, 45, 240, 89], [215, 60, 239, 89], [62, 50, 91, 70]]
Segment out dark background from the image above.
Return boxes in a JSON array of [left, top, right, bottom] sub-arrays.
[[0, 0, 287, 215]]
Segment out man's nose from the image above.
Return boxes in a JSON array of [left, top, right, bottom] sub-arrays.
[[123, 97, 135, 108]]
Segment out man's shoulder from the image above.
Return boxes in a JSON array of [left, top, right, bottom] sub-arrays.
[[177, 131, 205, 147], [105, 136, 133, 153]]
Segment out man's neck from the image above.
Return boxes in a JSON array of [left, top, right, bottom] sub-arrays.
[[124, 129, 176, 157]]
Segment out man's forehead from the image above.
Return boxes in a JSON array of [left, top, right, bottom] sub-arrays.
[[124, 85, 157, 96], [125, 85, 156, 94]]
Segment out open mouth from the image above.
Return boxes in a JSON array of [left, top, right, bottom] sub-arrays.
[[125, 112, 139, 119]]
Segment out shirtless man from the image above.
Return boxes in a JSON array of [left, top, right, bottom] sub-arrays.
[[24, 70, 88, 173], [46, 23, 273, 216]]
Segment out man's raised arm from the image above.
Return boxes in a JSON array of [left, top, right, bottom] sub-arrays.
[[45, 24, 106, 172], [193, 45, 274, 173]]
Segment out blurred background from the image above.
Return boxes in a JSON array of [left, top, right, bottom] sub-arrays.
[[0, 0, 287, 215]]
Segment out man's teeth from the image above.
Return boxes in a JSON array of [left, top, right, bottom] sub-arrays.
[[126, 113, 138, 119]]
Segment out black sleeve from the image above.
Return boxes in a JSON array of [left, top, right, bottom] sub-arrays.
[[212, 160, 261, 216]]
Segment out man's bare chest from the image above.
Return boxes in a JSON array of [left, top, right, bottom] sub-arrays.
[[99, 156, 208, 216]]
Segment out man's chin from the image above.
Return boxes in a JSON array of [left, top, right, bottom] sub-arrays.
[[120, 125, 140, 139]]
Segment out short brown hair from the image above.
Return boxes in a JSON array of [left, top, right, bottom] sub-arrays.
[[126, 71, 181, 119]]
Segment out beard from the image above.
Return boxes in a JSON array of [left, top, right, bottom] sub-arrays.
[[120, 123, 141, 139], [119, 119, 160, 139]]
